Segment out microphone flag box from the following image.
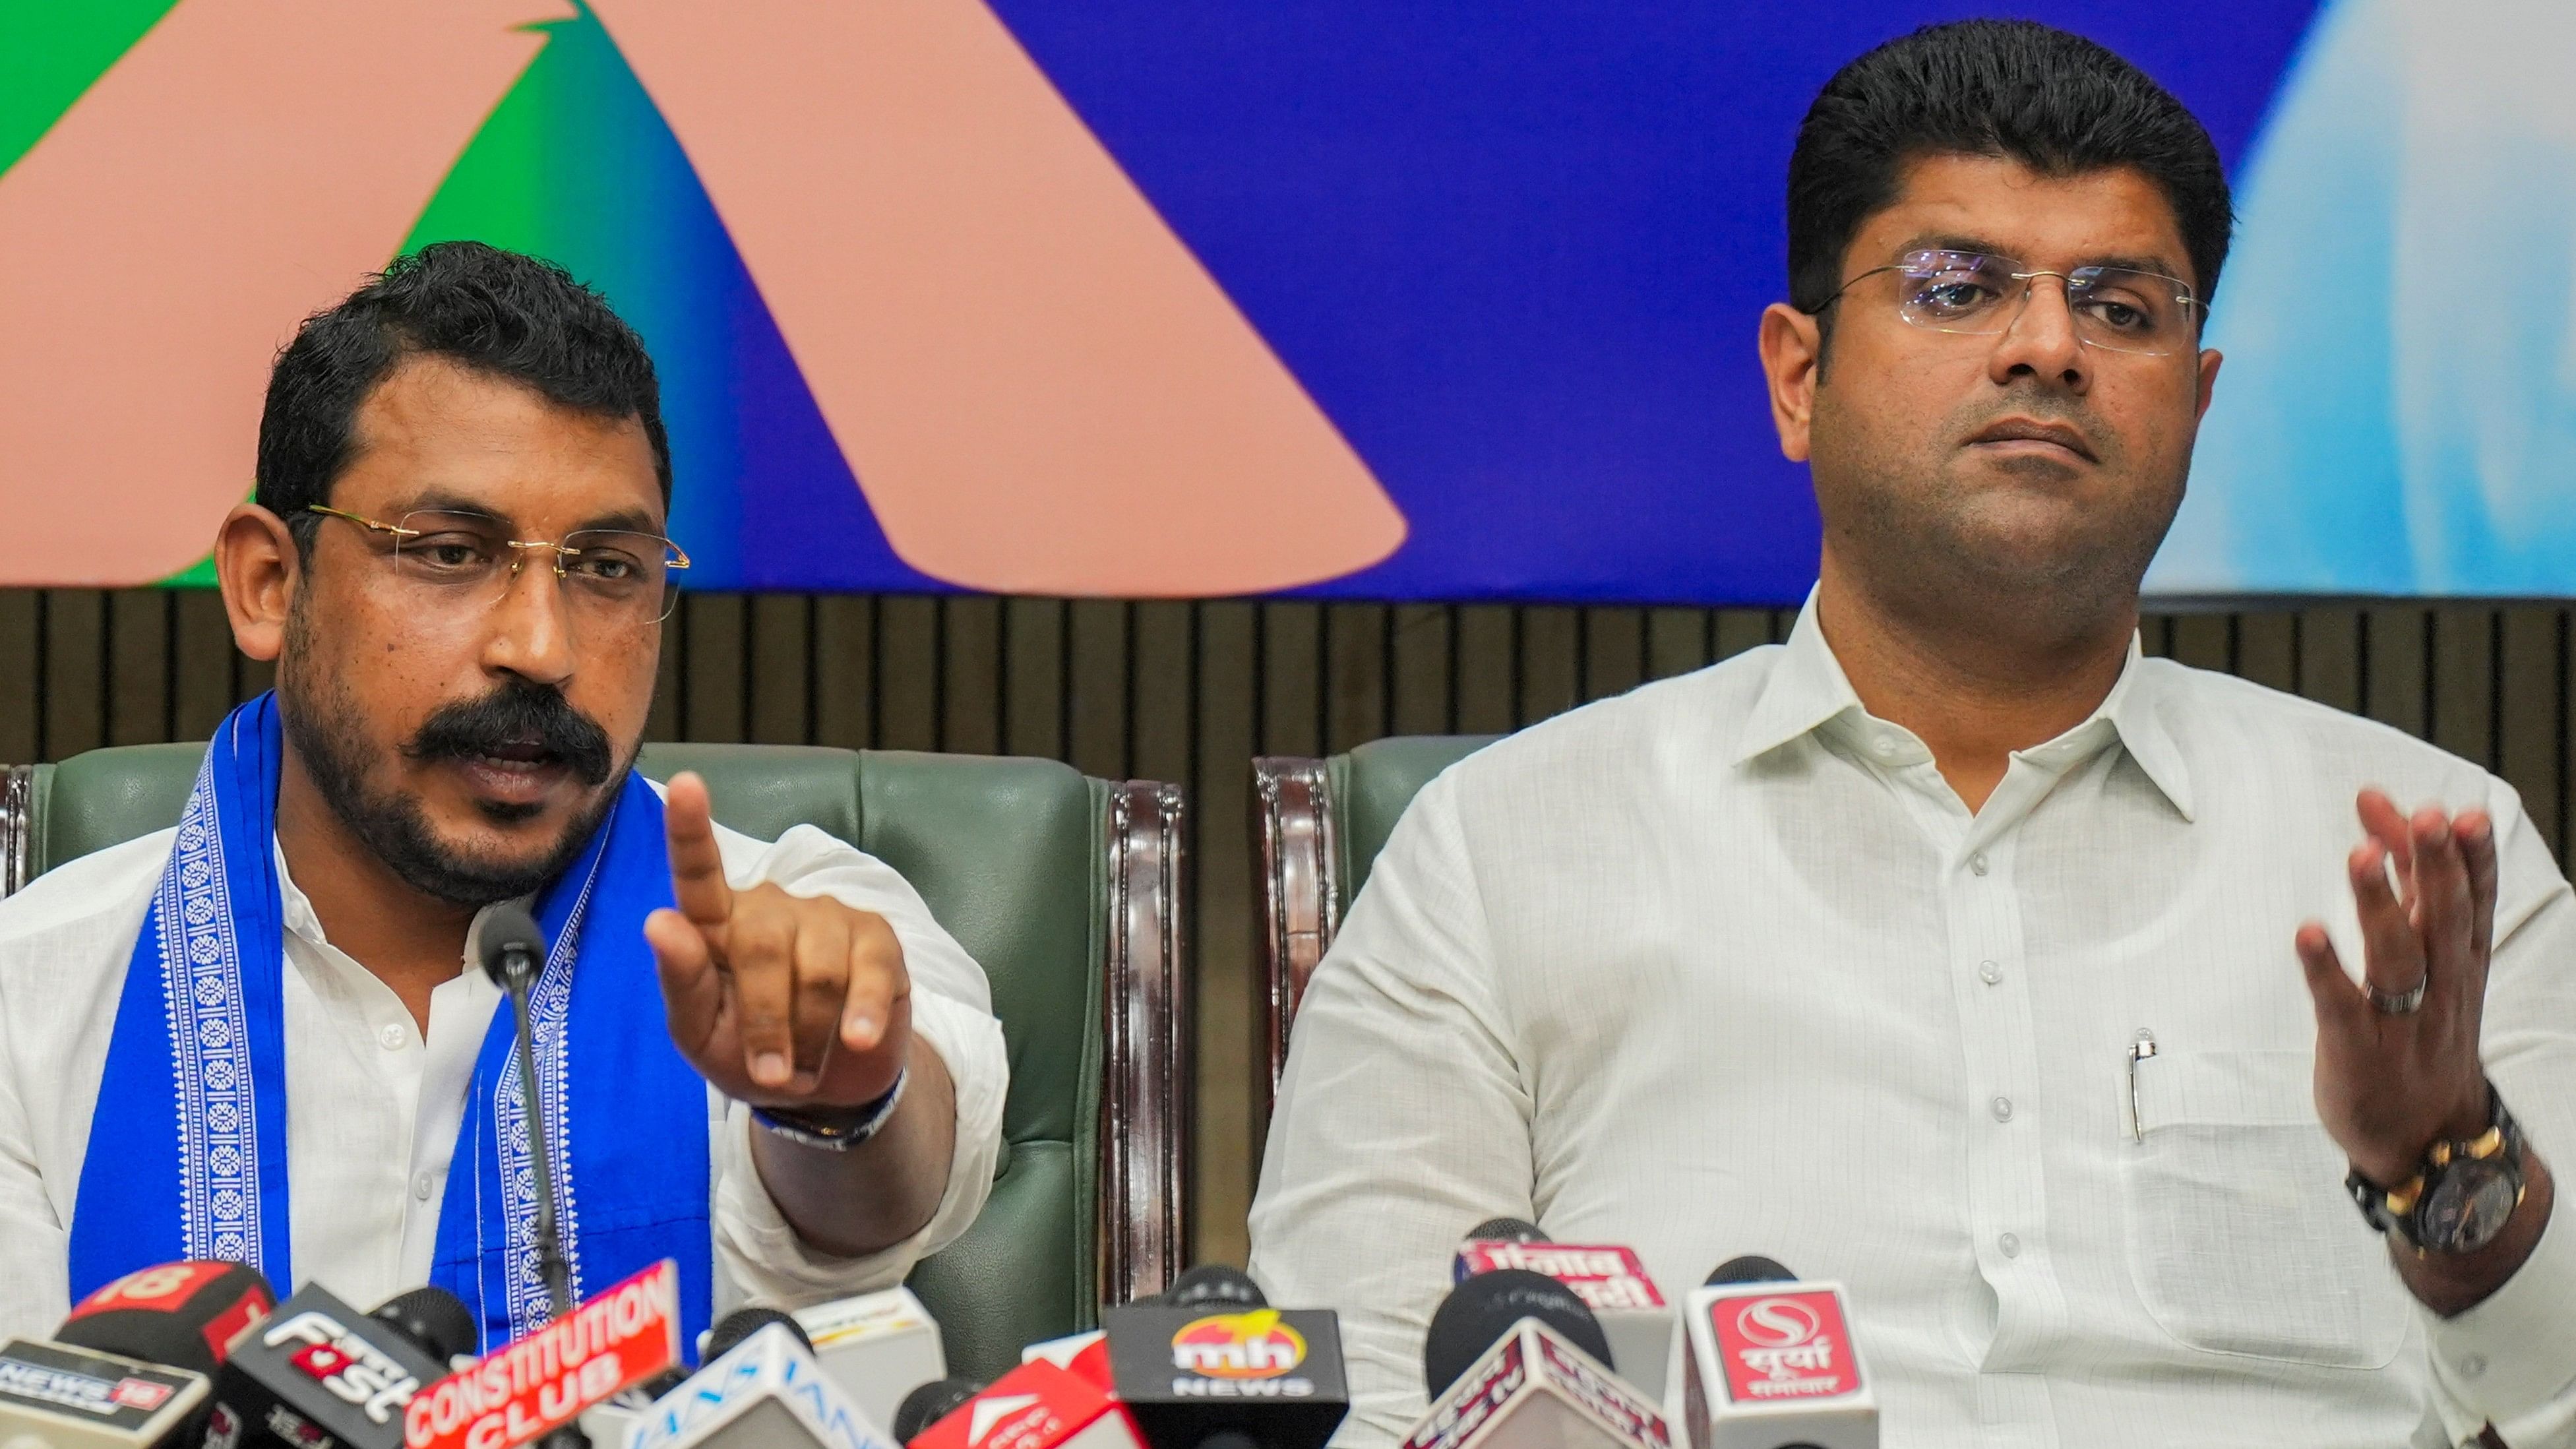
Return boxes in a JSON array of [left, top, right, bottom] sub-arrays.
[[909, 1359, 1141, 1449], [0, 1338, 208, 1448], [1020, 1330, 1112, 1388], [1398, 1319, 1671, 1449], [1683, 1282, 1876, 1449], [790, 1285, 945, 1431], [212, 1282, 448, 1449], [620, 1320, 892, 1449], [1452, 1241, 1673, 1402], [403, 1258, 683, 1449], [1101, 1303, 1347, 1449]]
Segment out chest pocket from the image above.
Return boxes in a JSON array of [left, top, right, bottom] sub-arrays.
[[2120, 1048, 2408, 1369]]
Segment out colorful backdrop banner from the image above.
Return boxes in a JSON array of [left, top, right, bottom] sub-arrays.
[[7, 1, 2559, 602]]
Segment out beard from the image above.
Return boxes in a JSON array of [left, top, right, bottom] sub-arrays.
[[277, 607, 631, 908]]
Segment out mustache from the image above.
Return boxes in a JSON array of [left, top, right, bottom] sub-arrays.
[[400, 681, 615, 787]]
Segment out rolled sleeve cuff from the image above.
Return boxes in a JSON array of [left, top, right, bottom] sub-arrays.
[[713, 988, 1008, 1308], [2428, 1194, 2576, 1444]]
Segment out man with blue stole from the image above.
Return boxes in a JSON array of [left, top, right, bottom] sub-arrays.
[[0, 243, 1008, 1352]]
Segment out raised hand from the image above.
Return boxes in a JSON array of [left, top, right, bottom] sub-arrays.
[[645, 772, 910, 1109], [2294, 788, 2498, 1187]]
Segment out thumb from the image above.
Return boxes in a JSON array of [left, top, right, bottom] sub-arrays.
[[646, 907, 725, 1049]]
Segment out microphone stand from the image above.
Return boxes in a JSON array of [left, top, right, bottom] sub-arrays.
[[498, 942, 574, 1324]]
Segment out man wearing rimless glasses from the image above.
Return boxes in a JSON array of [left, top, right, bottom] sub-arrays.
[[0, 243, 1008, 1351], [1254, 20, 2576, 1447]]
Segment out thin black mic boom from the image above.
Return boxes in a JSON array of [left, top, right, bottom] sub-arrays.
[[479, 902, 573, 1322]]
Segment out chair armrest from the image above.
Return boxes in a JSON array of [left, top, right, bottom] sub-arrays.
[[1100, 779, 1191, 1301], [0, 764, 36, 897], [1252, 757, 1337, 1128]]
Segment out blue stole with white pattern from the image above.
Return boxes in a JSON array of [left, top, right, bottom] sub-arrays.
[[68, 694, 714, 1352]]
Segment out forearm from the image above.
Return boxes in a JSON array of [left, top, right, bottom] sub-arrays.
[[750, 1033, 957, 1259]]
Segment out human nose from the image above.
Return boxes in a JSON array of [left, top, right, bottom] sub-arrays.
[[480, 546, 578, 686], [1984, 272, 2091, 394]]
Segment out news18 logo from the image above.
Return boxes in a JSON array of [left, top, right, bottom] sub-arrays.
[[1169, 1311, 1307, 1379], [1710, 1291, 1856, 1402]]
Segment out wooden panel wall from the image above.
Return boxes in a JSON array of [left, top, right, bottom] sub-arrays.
[[3, 590, 2569, 1266]]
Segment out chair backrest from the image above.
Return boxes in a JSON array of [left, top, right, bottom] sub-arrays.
[[1252, 735, 1496, 1117], [0, 742, 1191, 1386]]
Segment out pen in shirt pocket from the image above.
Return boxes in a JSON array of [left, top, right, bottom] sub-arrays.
[[2126, 1028, 2158, 1143]]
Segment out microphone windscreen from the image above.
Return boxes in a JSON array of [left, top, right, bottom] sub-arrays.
[[1459, 1217, 1549, 1245], [706, 1305, 811, 1361], [372, 1285, 477, 1363], [478, 902, 547, 985], [56, 1260, 276, 1376], [1163, 1264, 1268, 1310], [1703, 1255, 1796, 1287], [1423, 1268, 1613, 1398], [892, 1377, 981, 1440]]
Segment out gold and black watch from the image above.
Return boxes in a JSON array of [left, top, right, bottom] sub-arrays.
[[2346, 1083, 2529, 1256]]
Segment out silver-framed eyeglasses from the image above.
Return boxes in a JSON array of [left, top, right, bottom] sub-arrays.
[[307, 506, 690, 626], [1817, 249, 2207, 357]]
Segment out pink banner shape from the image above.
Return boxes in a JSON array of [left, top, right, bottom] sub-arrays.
[[589, 0, 1407, 597], [0, 0, 572, 585]]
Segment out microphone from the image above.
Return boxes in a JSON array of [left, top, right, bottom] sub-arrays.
[[479, 903, 572, 1322], [208, 1282, 456, 1448], [888, 1380, 977, 1442], [0, 1337, 212, 1449], [57, 1262, 279, 1379], [787, 1287, 947, 1430], [1680, 1258, 1876, 1449], [1100, 1267, 1347, 1449], [404, 1258, 684, 1449], [617, 1317, 888, 1449], [1452, 1226, 1674, 1403], [1403, 1270, 1669, 1449], [905, 1359, 1141, 1449]]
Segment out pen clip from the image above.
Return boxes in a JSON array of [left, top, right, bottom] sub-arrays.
[[2126, 1028, 2159, 1144]]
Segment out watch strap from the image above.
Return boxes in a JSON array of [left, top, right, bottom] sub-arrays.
[[2346, 1083, 2525, 1252], [752, 1067, 909, 1153]]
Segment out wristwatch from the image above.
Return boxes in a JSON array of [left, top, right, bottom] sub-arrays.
[[752, 1067, 909, 1153], [2346, 1083, 2529, 1256]]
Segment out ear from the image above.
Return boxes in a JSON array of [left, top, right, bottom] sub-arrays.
[[216, 503, 299, 663], [1759, 303, 1824, 463], [2193, 347, 2223, 423]]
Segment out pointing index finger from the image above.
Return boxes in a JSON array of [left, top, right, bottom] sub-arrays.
[[664, 771, 733, 933]]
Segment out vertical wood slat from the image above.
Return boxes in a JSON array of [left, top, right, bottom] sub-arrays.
[[5, 589, 2573, 1270]]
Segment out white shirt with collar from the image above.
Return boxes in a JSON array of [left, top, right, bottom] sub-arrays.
[[1249, 594, 2576, 1448], [0, 795, 1008, 1331]]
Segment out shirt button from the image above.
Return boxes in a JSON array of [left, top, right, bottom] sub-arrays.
[[2459, 1353, 2488, 1380], [379, 1024, 408, 1050], [1969, 853, 1990, 876], [1872, 737, 1897, 758], [1998, 1233, 2022, 1258], [412, 1173, 435, 1202], [1991, 1096, 2015, 1123], [1978, 961, 2002, 985]]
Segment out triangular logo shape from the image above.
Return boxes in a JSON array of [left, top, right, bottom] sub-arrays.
[[968, 1394, 1043, 1446]]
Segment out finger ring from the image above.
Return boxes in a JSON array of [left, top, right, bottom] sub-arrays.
[[2368, 976, 2428, 1015]]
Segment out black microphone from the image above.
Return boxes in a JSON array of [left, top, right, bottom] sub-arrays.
[[209, 1283, 451, 1448], [890, 1378, 980, 1441], [478, 902, 573, 1323], [1703, 1256, 1795, 1287], [704, 1307, 811, 1362], [1459, 1218, 1549, 1245], [1406, 1270, 1666, 1449], [0, 1264, 275, 1448], [1423, 1270, 1612, 1400], [56, 1261, 279, 1380], [369, 1287, 477, 1370], [1160, 1264, 1266, 1312]]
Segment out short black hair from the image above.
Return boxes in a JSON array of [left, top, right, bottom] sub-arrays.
[[1787, 20, 2232, 317], [257, 241, 671, 557]]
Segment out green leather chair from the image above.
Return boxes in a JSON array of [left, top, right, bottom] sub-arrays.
[[0, 743, 1191, 1384], [1250, 736, 1496, 1121]]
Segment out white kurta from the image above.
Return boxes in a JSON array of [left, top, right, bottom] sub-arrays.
[[1251, 596, 2576, 1448], [0, 802, 1008, 1330]]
